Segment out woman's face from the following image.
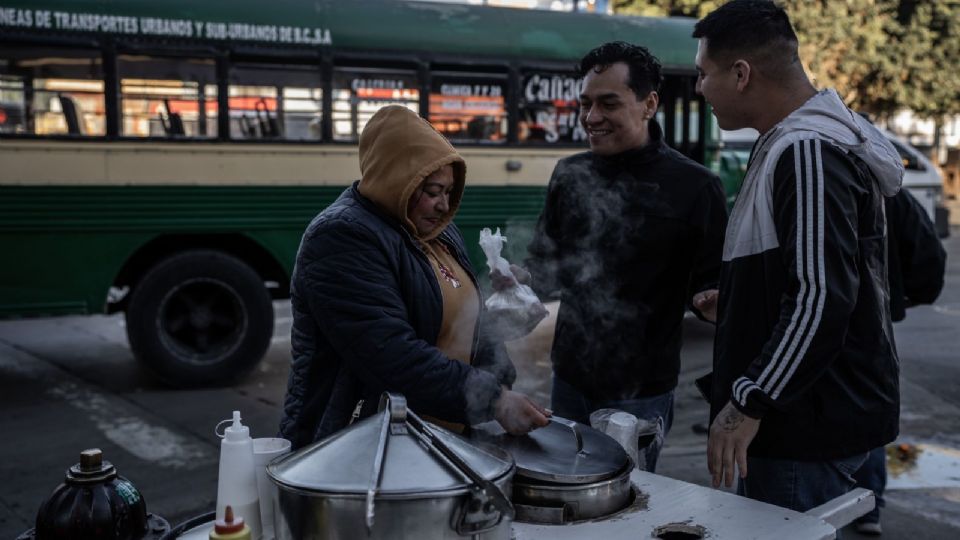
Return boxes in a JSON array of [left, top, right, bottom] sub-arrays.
[[407, 164, 455, 237]]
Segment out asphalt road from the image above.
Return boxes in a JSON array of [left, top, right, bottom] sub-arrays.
[[2, 231, 959, 539]]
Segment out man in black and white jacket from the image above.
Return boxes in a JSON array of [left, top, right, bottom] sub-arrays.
[[691, 0, 904, 512]]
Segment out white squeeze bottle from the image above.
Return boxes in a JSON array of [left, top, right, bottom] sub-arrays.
[[216, 411, 262, 540]]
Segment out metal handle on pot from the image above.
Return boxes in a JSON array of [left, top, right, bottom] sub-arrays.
[[365, 393, 408, 533], [406, 410, 515, 536], [550, 416, 584, 454]]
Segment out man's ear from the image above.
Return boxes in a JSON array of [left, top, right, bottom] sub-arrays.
[[644, 91, 659, 116], [733, 59, 751, 92]]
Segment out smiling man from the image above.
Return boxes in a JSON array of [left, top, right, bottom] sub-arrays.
[[524, 41, 728, 472]]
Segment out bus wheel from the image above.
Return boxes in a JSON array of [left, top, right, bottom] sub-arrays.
[[125, 250, 274, 387]]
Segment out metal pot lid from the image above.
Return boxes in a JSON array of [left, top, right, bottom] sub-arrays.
[[267, 395, 514, 496], [473, 416, 628, 484]]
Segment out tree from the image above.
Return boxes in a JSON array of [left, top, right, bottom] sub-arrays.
[[785, 1, 900, 119], [615, 0, 960, 148], [892, 1, 960, 150], [613, 0, 719, 17]]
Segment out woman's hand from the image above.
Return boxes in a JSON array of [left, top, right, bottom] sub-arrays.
[[494, 388, 550, 435], [490, 264, 532, 292]]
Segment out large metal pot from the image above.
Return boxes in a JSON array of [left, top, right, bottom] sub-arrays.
[[267, 393, 515, 539], [474, 417, 633, 524]]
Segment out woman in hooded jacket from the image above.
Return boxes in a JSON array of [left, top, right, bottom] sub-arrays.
[[279, 105, 550, 449]]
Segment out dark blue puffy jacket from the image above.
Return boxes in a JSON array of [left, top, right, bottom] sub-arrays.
[[279, 183, 513, 449]]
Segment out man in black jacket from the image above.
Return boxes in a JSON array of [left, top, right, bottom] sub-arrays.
[[525, 41, 727, 472], [694, 0, 903, 512]]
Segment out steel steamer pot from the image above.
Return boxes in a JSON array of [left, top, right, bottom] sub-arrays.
[[267, 393, 515, 539], [473, 416, 634, 524]]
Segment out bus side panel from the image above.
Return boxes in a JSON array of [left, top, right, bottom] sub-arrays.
[[245, 229, 310, 280], [0, 231, 146, 318], [0, 185, 344, 318], [0, 183, 549, 320], [0, 187, 140, 317]]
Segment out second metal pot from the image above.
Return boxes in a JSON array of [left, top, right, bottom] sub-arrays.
[[511, 461, 634, 524], [472, 417, 634, 524]]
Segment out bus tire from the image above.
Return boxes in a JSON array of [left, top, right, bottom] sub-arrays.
[[125, 250, 274, 387]]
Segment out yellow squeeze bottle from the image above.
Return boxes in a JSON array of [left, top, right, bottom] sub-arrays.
[[209, 505, 252, 540]]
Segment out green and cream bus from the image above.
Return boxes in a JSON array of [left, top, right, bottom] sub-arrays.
[[0, 0, 712, 386]]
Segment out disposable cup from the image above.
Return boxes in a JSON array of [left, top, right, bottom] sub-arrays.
[[606, 411, 640, 468], [253, 437, 292, 538]]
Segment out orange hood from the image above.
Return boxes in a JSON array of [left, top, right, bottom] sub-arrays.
[[358, 106, 466, 241]]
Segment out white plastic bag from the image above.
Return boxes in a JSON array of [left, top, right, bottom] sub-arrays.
[[478, 227, 548, 341]]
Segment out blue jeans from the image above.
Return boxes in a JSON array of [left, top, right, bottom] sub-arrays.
[[851, 446, 886, 524], [550, 376, 674, 472], [737, 452, 869, 513]]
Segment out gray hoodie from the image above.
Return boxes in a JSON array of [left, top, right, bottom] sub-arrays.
[[724, 88, 904, 262]]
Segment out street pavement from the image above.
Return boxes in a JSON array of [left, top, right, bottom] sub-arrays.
[[2, 230, 960, 539]]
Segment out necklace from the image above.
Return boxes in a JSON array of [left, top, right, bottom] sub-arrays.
[[435, 258, 462, 288], [432, 244, 462, 289]]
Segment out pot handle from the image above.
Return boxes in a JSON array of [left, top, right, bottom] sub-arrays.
[[513, 502, 579, 525], [366, 393, 409, 533], [406, 410, 514, 535], [550, 416, 584, 454]]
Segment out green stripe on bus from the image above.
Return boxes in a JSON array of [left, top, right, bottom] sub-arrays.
[[0, 184, 548, 314]]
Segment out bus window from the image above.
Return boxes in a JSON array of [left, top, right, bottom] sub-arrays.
[[688, 100, 700, 145], [118, 55, 217, 138], [332, 67, 418, 141], [428, 73, 507, 144], [673, 97, 684, 147], [518, 71, 585, 144], [668, 96, 700, 149], [228, 63, 323, 141], [0, 46, 105, 136], [658, 76, 703, 160]]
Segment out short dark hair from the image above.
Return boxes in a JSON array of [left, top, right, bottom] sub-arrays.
[[577, 41, 663, 99], [693, 0, 800, 76]]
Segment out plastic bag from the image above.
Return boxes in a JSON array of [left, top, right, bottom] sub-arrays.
[[590, 408, 664, 472], [478, 227, 548, 341]]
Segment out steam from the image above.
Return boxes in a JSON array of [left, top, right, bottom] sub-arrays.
[[524, 155, 677, 399]]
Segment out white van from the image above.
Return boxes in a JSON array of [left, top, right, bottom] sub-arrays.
[[718, 128, 950, 237], [882, 130, 950, 237]]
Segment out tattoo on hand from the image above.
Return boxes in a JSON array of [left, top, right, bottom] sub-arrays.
[[720, 408, 744, 432]]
